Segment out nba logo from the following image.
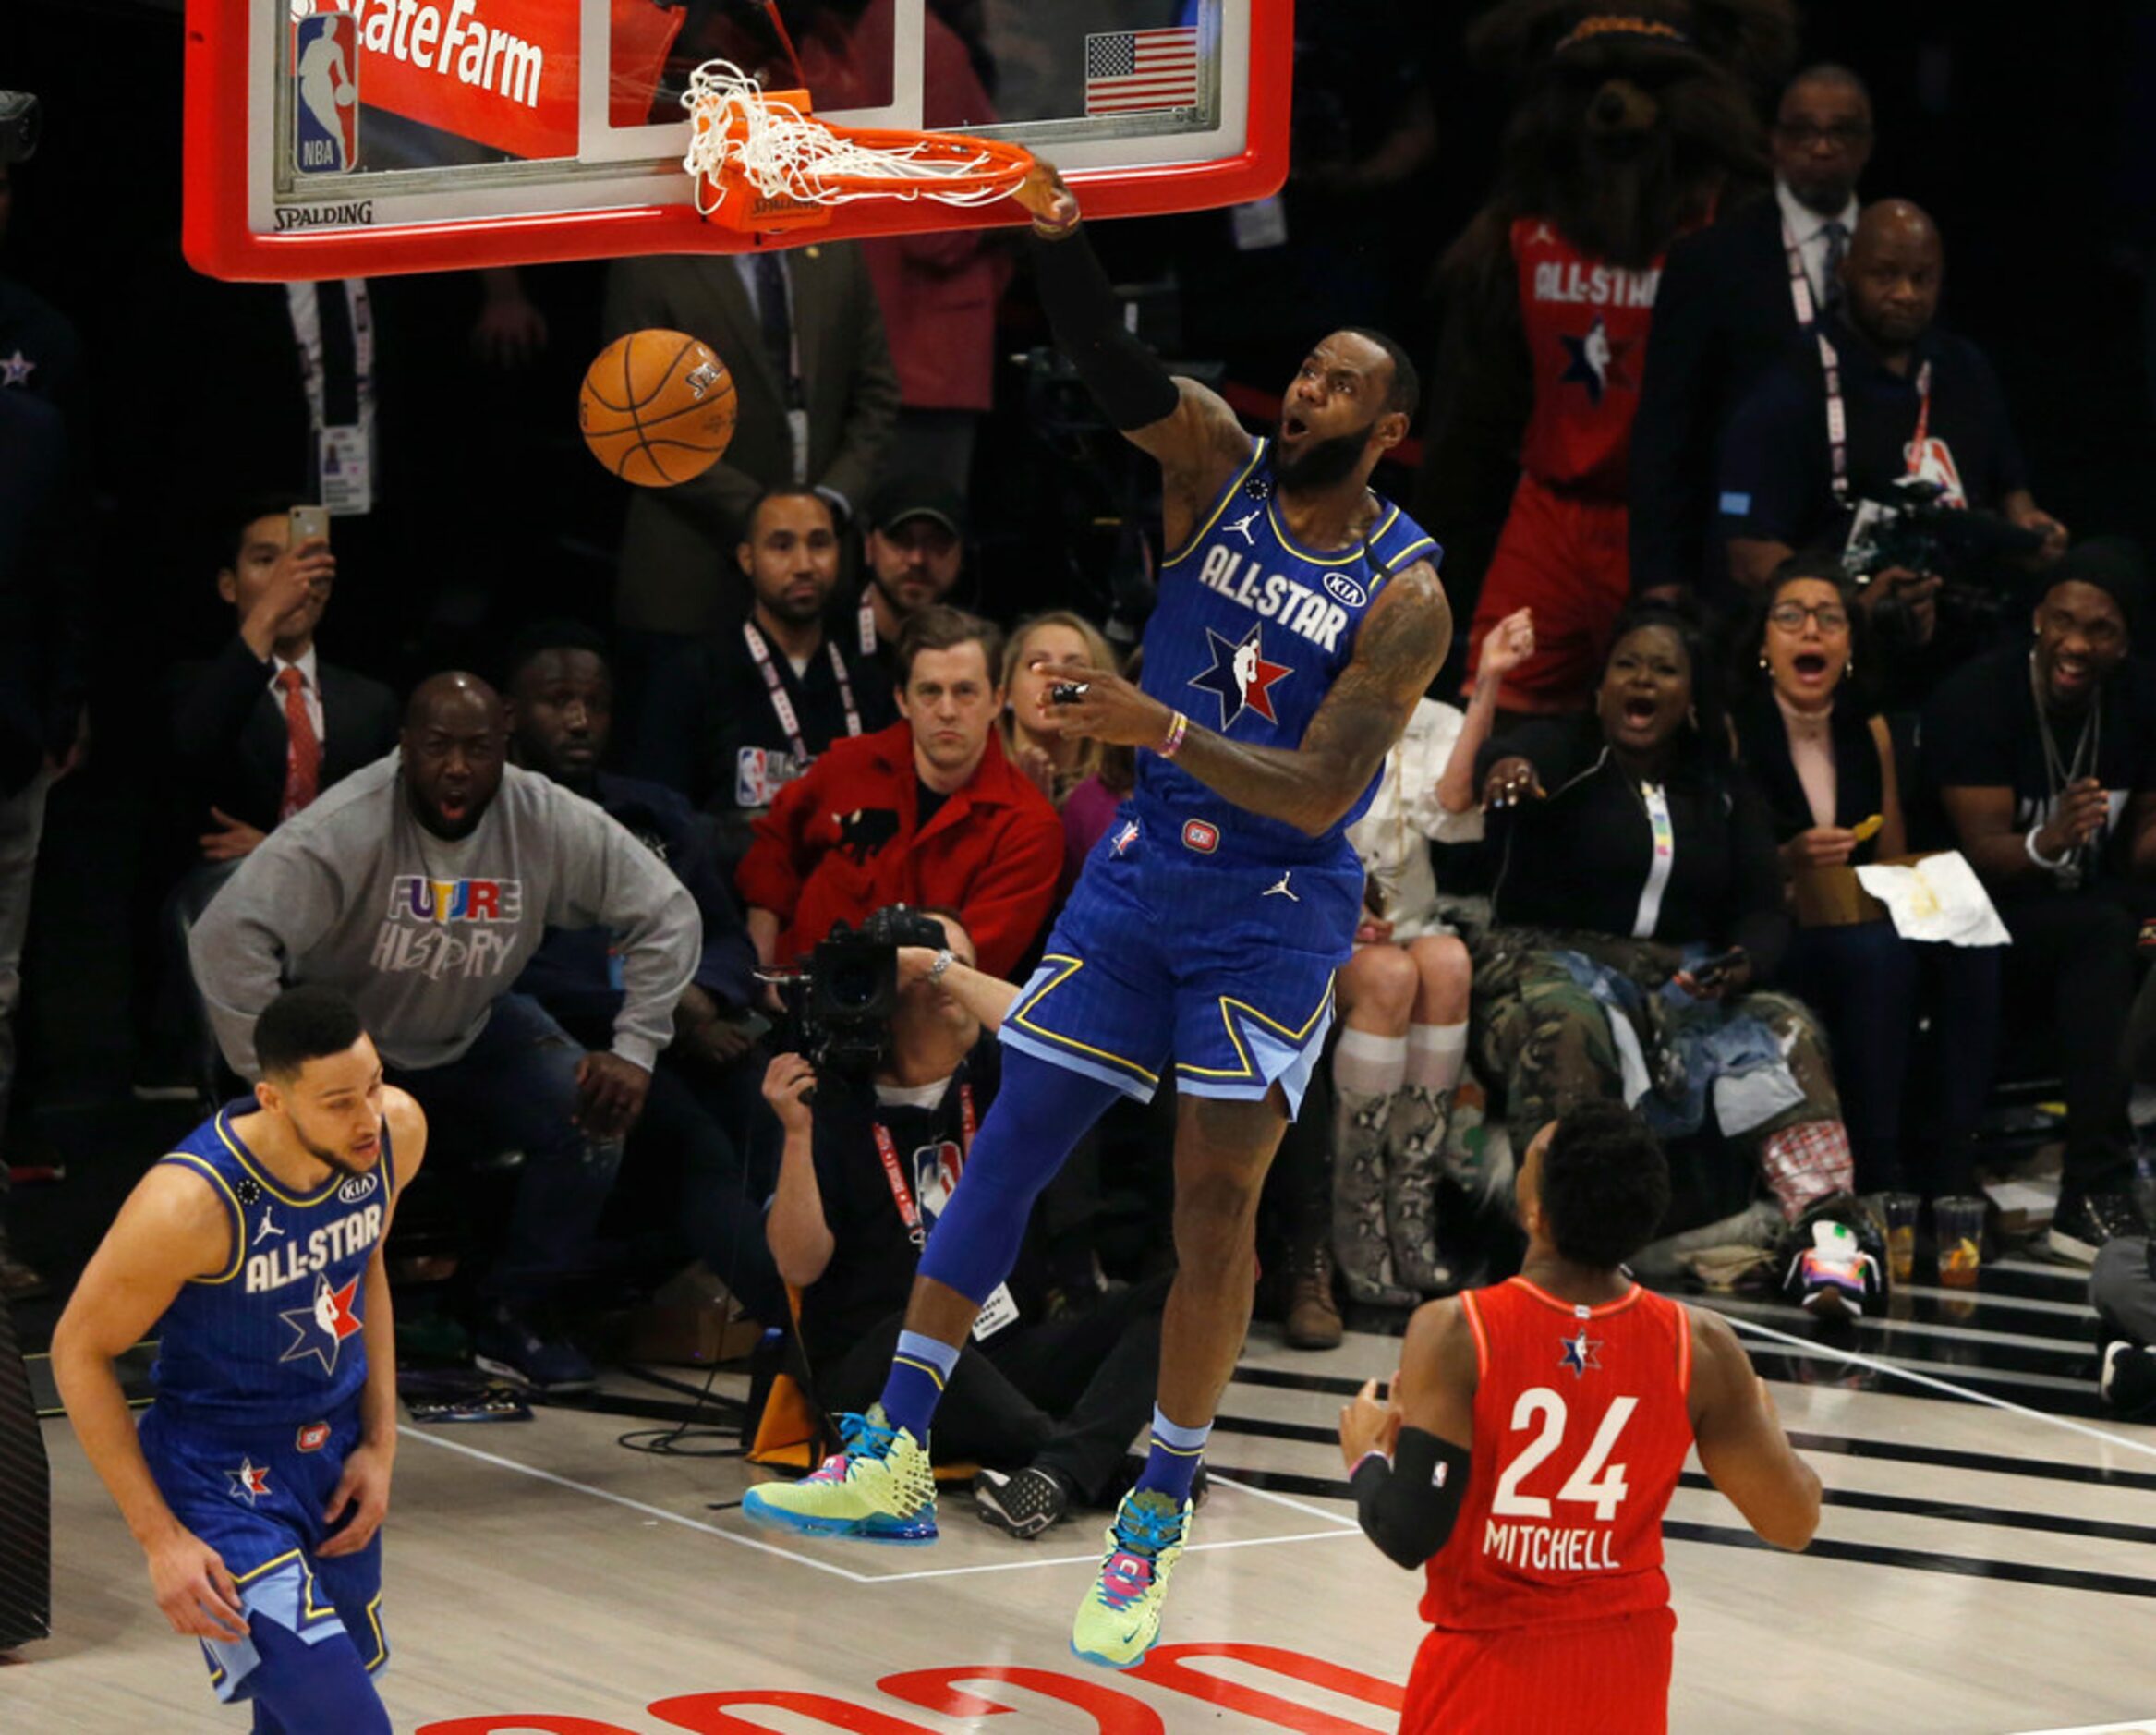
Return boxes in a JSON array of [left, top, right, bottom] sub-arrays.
[[291, 11, 359, 176]]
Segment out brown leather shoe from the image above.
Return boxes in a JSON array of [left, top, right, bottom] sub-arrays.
[[1283, 1241, 1343, 1351]]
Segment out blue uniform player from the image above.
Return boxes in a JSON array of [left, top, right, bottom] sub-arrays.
[[744, 162, 1454, 1668], [55, 988, 426, 1734]]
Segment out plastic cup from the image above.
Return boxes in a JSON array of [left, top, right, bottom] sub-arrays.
[[1932, 1195, 1987, 1288], [1882, 1192, 1920, 1286]]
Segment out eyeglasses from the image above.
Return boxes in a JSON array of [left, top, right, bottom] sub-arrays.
[[1774, 121, 1872, 150], [1768, 602, 1850, 632]]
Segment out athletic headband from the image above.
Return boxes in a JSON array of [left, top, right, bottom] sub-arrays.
[[1552, 15, 1693, 54]]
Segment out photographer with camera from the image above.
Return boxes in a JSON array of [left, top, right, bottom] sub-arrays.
[[1925, 540, 2156, 1263], [1717, 200, 2066, 704], [756, 908, 1169, 1542]]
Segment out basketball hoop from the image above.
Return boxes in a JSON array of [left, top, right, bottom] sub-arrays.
[[682, 61, 1036, 236]]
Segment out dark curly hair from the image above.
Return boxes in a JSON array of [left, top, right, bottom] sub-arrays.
[[256, 986, 367, 1082], [1600, 595, 1733, 774], [1537, 1099, 1671, 1268]]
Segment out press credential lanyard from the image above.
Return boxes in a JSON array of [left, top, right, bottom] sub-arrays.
[[1785, 223, 1932, 506], [742, 621, 863, 766], [872, 1085, 976, 1250]]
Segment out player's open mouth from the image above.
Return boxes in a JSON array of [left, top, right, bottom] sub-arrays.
[[1281, 414, 1308, 439]]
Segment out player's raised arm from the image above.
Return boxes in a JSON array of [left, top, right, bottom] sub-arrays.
[[1032, 559, 1451, 838], [51, 1167, 252, 1641], [1014, 162, 1255, 551], [1341, 1296, 1479, 1571], [1687, 1306, 1822, 1551]]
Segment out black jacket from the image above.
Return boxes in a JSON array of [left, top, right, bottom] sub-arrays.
[[166, 636, 400, 833], [1629, 195, 1815, 597]]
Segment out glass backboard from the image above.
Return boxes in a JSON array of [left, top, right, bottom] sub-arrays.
[[184, 0, 1291, 279]]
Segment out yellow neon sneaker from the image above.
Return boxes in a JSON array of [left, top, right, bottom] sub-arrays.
[[1070, 1487, 1193, 1668], [740, 1405, 938, 1545]]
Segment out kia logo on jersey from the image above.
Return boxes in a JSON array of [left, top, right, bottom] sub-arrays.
[[1323, 573, 1368, 608], [291, 11, 360, 176], [337, 1173, 379, 1204]]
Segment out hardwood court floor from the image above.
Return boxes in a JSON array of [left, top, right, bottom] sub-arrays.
[[10, 1256, 2156, 1734]]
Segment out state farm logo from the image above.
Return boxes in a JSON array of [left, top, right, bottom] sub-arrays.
[[1324, 573, 1367, 608], [1181, 819, 1219, 854], [347, 0, 576, 161]]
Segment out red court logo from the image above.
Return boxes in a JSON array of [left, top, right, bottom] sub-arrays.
[[1181, 819, 1219, 854]]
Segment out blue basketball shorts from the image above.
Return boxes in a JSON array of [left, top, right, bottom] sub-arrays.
[[1001, 809, 1357, 1115], [138, 1402, 386, 1703]]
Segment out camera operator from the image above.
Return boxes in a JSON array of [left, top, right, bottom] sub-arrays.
[[1925, 541, 2156, 1264], [762, 908, 1169, 1541], [1717, 200, 2066, 700]]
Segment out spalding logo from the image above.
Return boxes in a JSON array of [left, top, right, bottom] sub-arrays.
[[1324, 574, 1368, 608], [337, 1174, 379, 1205]]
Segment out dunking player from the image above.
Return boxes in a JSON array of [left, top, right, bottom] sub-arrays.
[[744, 162, 1453, 1668], [53, 989, 424, 1734], [1339, 1102, 1820, 1732]]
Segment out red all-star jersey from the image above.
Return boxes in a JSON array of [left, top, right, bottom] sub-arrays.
[[1513, 217, 1671, 499], [1419, 1277, 1696, 1632]]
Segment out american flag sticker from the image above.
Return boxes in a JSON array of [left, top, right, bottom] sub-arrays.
[[1084, 27, 1202, 117]]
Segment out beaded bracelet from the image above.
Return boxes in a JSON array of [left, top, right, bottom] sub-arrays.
[[1157, 710, 1190, 759]]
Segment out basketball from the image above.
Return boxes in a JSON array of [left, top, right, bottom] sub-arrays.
[[578, 329, 738, 488]]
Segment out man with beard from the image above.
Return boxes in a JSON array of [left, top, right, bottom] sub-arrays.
[[1719, 200, 2067, 692], [855, 473, 969, 681], [53, 988, 427, 1734], [1630, 64, 1877, 600], [189, 673, 700, 1389], [742, 163, 1451, 1672], [1927, 541, 2156, 1263], [635, 489, 892, 861]]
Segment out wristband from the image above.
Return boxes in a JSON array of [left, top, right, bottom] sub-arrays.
[[1157, 710, 1190, 759], [2025, 825, 2072, 872]]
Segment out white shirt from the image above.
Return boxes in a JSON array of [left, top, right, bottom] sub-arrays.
[[269, 646, 326, 746], [1344, 698, 1486, 941], [1774, 179, 1859, 311]]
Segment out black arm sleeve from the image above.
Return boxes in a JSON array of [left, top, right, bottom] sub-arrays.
[[1351, 1426, 1473, 1571], [1028, 228, 1181, 432]]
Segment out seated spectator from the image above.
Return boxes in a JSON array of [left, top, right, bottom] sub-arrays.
[[737, 606, 1062, 982], [2093, 1235, 2156, 1420], [999, 611, 1122, 900], [503, 623, 784, 1324], [1731, 559, 1998, 1196], [633, 488, 894, 861], [140, 496, 401, 1098], [855, 474, 969, 680], [762, 909, 1171, 1538], [1718, 200, 2067, 702], [1473, 602, 1865, 1314], [188, 672, 701, 1389], [1329, 610, 1532, 1306], [1926, 542, 2156, 1261]]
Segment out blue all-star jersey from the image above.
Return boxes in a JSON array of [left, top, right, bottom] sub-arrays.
[[150, 1102, 395, 1431], [1133, 436, 1441, 866]]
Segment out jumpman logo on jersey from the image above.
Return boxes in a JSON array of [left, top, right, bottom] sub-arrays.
[[1558, 314, 1639, 406], [226, 1457, 273, 1507], [279, 1270, 364, 1376], [1558, 1326, 1603, 1377], [1263, 871, 1300, 903], [1188, 623, 1291, 731], [1222, 508, 1261, 545], [253, 1207, 286, 1245]]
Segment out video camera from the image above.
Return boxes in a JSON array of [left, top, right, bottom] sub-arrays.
[[1839, 475, 2049, 642], [765, 904, 951, 1078], [0, 93, 39, 168]]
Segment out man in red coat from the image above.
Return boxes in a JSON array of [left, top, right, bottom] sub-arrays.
[[736, 606, 1062, 982]]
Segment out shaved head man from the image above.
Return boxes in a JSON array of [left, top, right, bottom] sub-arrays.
[[1839, 200, 1944, 368], [400, 673, 506, 841]]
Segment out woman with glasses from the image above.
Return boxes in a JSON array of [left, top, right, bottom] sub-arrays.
[[1731, 556, 1996, 1197]]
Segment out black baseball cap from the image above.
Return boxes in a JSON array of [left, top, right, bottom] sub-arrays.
[[866, 473, 967, 540]]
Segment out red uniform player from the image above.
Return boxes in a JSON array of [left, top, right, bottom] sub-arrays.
[[1341, 1102, 1821, 1734]]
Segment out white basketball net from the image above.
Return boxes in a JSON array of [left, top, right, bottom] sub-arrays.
[[681, 61, 1018, 214]]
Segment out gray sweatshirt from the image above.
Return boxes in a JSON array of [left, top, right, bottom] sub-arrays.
[[190, 753, 700, 1075]]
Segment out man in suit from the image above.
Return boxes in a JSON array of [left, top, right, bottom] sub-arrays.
[[140, 497, 399, 1099], [600, 245, 901, 653], [1628, 64, 1876, 601]]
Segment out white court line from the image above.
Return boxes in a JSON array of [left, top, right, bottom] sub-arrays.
[[1722, 1314, 2156, 1464], [401, 1426, 880, 1584], [2004, 1721, 2156, 1734], [1207, 1470, 1360, 1529], [406, 1425, 1363, 1588]]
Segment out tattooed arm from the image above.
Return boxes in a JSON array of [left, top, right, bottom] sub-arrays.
[[1028, 563, 1453, 838]]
